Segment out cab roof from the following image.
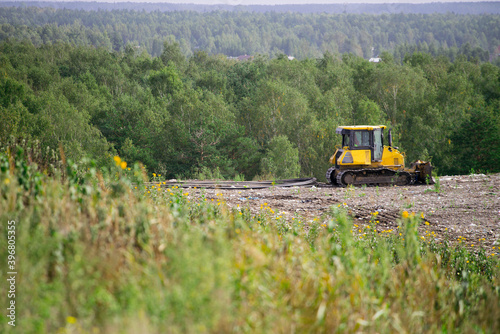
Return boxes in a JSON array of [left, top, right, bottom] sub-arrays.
[[336, 125, 387, 133]]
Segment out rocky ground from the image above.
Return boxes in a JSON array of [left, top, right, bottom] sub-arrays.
[[188, 174, 500, 252]]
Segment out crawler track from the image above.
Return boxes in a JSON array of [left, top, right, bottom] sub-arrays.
[[335, 168, 413, 187]]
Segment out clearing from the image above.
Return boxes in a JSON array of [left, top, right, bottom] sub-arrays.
[[187, 174, 500, 251]]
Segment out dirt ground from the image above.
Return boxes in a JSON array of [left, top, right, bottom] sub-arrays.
[[188, 174, 500, 252]]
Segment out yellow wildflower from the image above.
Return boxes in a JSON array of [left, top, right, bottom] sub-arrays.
[[66, 316, 77, 324], [113, 156, 121, 165], [120, 161, 127, 170], [402, 211, 409, 219]]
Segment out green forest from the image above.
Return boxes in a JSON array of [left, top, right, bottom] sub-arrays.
[[1, 6, 500, 180], [1, 6, 499, 60]]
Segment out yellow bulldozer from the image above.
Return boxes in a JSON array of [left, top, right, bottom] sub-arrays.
[[326, 125, 434, 186]]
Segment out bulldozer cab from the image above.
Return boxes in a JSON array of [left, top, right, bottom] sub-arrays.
[[336, 126, 385, 162]]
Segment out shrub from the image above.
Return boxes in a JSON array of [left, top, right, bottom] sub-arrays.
[[260, 135, 300, 179]]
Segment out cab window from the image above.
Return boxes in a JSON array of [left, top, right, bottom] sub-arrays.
[[342, 134, 350, 147], [352, 131, 370, 148]]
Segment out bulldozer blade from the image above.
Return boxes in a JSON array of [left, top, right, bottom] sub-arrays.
[[413, 161, 434, 184]]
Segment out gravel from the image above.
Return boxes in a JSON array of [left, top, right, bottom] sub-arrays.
[[188, 173, 500, 251]]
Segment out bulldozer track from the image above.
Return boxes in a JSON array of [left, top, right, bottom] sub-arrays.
[[336, 168, 414, 187], [326, 166, 336, 185]]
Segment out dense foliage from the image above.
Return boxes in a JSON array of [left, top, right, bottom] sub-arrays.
[[0, 7, 499, 61], [0, 149, 499, 333], [1, 38, 499, 179], [2, 1, 500, 15]]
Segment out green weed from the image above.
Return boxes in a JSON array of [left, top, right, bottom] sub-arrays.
[[425, 176, 441, 193]]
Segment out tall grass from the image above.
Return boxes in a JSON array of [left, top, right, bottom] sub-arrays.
[[0, 148, 499, 333]]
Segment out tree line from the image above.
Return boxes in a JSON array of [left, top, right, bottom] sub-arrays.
[[2, 1, 500, 15], [1, 39, 498, 179], [0, 7, 499, 63]]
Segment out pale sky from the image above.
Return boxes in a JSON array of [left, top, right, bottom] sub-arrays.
[[162, 0, 496, 2], [127, 0, 496, 3], [10, 0, 498, 3]]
